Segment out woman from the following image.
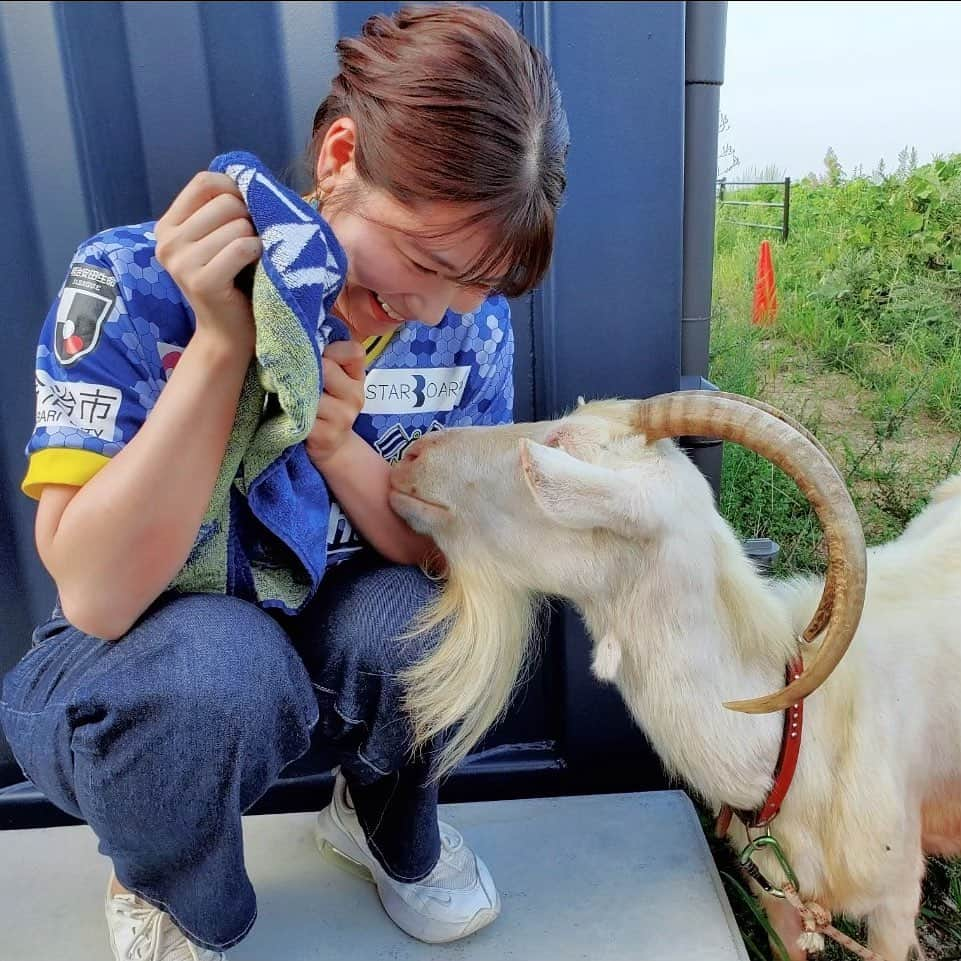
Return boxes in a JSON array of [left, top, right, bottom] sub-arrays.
[[0, 5, 568, 958]]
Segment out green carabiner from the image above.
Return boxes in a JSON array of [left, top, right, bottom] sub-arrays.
[[739, 833, 800, 898]]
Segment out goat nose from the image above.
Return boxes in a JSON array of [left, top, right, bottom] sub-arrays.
[[402, 445, 421, 463]]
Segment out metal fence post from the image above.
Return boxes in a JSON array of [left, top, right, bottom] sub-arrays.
[[782, 176, 791, 241]]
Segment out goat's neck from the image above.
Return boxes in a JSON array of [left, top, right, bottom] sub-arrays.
[[578, 530, 804, 812]]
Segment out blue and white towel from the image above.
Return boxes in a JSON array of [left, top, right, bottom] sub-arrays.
[[169, 151, 349, 613]]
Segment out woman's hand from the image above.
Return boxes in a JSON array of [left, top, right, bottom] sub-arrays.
[[306, 340, 367, 468], [154, 171, 262, 355], [38, 175, 265, 639]]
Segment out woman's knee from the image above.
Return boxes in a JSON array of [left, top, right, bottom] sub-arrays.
[[65, 596, 319, 823], [76, 594, 318, 754], [303, 563, 442, 678], [160, 594, 301, 676]]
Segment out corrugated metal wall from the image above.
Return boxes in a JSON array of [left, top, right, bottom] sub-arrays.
[[0, 1, 685, 799]]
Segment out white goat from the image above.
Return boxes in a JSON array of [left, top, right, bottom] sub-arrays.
[[389, 393, 961, 961]]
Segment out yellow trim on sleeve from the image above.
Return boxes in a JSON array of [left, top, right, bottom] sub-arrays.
[[21, 448, 112, 500]]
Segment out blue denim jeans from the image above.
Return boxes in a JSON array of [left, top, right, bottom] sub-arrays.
[[0, 555, 445, 952]]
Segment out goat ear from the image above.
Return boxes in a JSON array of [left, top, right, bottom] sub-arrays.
[[519, 438, 633, 531]]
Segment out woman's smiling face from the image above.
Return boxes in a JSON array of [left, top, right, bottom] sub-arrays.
[[323, 188, 497, 339], [316, 118, 499, 340]]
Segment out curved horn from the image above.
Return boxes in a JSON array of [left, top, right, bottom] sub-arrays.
[[708, 391, 844, 639], [634, 390, 866, 714], [712, 392, 844, 481]]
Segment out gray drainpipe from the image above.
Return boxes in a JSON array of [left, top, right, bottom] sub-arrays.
[[680, 1, 727, 499], [680, 5, 779, 571]]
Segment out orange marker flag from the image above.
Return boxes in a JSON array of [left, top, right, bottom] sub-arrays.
[[751, 239, 778, 326]]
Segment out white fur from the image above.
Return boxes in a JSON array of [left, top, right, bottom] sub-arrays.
[[389, 400, 961, 960]]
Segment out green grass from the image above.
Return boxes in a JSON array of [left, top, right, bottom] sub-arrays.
[[709, 317, 827, 572], [711, 156, 961, 576], [717, 157, 961, 431], [706, 156, 961, 958]]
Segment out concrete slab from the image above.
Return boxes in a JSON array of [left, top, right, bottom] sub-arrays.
[[0, 790, 747, 960]]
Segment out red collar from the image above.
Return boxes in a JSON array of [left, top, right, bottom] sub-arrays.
[[715, 654, 805, 837]]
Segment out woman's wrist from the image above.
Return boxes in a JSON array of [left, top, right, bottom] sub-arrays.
[[188, 322, 255, 371], [308, 432, 358, 474]]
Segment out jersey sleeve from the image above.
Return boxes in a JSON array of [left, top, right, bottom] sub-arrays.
[[22, 235, 168, 499], [446, 294, 515, 428]]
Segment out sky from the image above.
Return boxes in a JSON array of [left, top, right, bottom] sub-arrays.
[[719, 1, 961, 181]]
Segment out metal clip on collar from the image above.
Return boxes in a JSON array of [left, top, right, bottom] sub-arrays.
[[739, 831, 800, 899]]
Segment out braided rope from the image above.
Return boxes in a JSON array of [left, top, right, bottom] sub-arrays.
[[781, 884, 892, 961]]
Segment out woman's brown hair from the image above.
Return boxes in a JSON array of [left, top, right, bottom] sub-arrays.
[[308, 3, 569, 297]]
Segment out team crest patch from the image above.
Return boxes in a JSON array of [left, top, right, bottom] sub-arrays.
[[54, 264, 118, 366]]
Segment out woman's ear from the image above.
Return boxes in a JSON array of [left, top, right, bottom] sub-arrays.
[[314, 117, 358, 189]]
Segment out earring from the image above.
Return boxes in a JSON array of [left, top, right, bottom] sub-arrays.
[[307, 176, 335, 208], [306, 185, 328, 207]]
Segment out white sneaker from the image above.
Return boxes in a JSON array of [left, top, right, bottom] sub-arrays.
[[315, 771, 501, 943], [105, 876, 227, 961]]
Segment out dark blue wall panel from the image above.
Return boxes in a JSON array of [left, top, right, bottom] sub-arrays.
[[0, 10, 57, 653], [541, 1, 684, 413], [57, 2, 151, 230], [533, 1, 686, 772]]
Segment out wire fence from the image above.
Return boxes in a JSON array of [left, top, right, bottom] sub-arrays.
[[716, 178, 791, 241]]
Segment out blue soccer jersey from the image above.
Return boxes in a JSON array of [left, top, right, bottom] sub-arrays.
[[24, 222, 515, 571], [326, 298, 514, 564]]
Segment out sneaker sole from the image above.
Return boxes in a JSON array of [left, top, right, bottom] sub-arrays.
[[314, 806, 501, 944]]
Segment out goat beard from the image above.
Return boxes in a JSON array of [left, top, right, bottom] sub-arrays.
[[401, 564, 540, 779]]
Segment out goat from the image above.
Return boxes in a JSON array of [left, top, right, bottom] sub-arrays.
[[388, 391, 961, 961]]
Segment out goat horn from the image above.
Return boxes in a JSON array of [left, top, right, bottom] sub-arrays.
[[709, 392, 844, 641], [632, 390, 866, 714]]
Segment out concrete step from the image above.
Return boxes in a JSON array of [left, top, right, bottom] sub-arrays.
[[0, 790, 748, 960]]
